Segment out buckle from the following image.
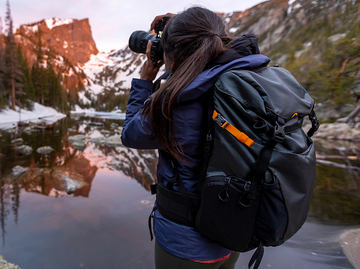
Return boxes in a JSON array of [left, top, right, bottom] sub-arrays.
[[274, 122, 285, 142], [214, 114, 227, 127]]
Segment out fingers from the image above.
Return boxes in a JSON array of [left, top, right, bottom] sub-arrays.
[[150, 15, 163, 31], [150, 13, 176, 31]]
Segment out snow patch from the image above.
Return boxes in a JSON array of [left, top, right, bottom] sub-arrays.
[[71, 106, 126, 120], [0, 102, 66, 130], [78, 91, 91, 105], [293, 3, 302, 10], [229, 27, 239, 34], [26, 24, 38, 32], [45, 18, 74, 30], [328, 33, 347, 43], [295, 41, 312, 58], [288, 0, 296, 5], [287, 0, 302, 14]]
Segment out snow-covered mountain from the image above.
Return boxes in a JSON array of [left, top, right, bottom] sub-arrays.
[[12, 0, 360, 114], [80, 47, 146, 104], [13, 17, 146, 107]]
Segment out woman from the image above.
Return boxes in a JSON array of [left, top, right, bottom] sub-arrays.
[[121, 7, 270, 269]]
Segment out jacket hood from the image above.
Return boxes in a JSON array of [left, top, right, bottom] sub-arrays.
[[177, 54, 270, 103]]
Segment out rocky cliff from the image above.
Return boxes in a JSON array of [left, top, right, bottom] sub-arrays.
[[15, 18, 98, 92]]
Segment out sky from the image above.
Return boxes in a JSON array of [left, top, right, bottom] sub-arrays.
[[3, 0, 265, 52]]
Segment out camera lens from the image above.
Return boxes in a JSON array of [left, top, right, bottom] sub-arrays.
[[129, 31, 157, 53]]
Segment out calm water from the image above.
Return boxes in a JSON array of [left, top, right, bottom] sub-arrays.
[[0, 116, 359, 269]]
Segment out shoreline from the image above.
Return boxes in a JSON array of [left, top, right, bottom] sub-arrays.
[[0, 103, 65, 130], [340, 228, 360, 269], [0, 256, 20, 269]]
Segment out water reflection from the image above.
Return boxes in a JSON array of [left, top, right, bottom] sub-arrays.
[[0, 117, 158, 245], [0, 117, 359, 268], [311, 139, 360, 225]]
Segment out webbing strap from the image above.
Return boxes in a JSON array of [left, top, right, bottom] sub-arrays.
[[248, 243, 264, 269], [212, 110, 254, 147], [307, 109, 320, 137]]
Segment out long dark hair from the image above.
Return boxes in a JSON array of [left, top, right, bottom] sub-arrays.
[[143, 7, 230, 160]]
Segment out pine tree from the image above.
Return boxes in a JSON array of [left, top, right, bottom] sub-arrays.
[[31, 30, 49, 105], [4, 0, 23, 110], [0, 17, 6, 109], [17, 46, 34, 109]]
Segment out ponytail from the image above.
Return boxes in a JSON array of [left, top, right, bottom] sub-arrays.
[[143, 7, 230, 160]]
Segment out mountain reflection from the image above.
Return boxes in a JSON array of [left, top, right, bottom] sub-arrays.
[[0, 117, 159, 245]]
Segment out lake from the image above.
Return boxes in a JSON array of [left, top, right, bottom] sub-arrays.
[[0, 116, 359, 269]]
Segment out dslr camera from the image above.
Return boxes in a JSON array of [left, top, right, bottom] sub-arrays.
[[128, 17, 170, 64]]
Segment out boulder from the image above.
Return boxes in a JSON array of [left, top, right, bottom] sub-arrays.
[[104, 135, 122, 146], [16, 145, 33, 155], [340, 229, 360, 269], [68, 134, 86, 150], [11, 138, 23, 145], [36, 146, 54, 155], [88, 137, 106, 144], [313, 123, 360, 141], [12, 165, 28, 177], [23, 127, 32, 135], [110, 123, 119, 129], [88, 135, 122, 146]]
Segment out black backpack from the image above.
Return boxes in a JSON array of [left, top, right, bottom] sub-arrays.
[[152, 66, 319, 269]]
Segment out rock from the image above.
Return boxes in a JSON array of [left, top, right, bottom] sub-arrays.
[[68, 135, 86, 150], [11, 138, 23, 145], [0, 255, 21, 269], [12, 165, 28, 177], [100, 130, 111, 135], [89, 122, 104, 127], [313, 123, 360, 141], [88, 137, 106, 145], [110, 123, 119, 129], [340, 229, 360, 269], [104, 135, 122, 146], [88, 135, 122, 146], [16, 145, 33, 155], [36, 146, 54, 155], [61, 175, 84, 194], [315, 102, 355, 122], [23, 127, 32, 135], [6, 128, 17, 134], [32, 125, 46, 130]]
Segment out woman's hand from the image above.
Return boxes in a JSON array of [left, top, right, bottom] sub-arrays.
[[150, 13, 176, 31], [140, 40, 163, 82]]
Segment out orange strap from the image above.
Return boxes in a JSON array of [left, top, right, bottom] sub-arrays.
[[212, 110, 254, 147]]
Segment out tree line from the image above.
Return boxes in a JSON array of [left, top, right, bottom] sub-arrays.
[[0, 0, 70, 112]]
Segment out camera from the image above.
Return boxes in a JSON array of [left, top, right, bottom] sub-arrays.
[[128, 17, 170, 64]]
